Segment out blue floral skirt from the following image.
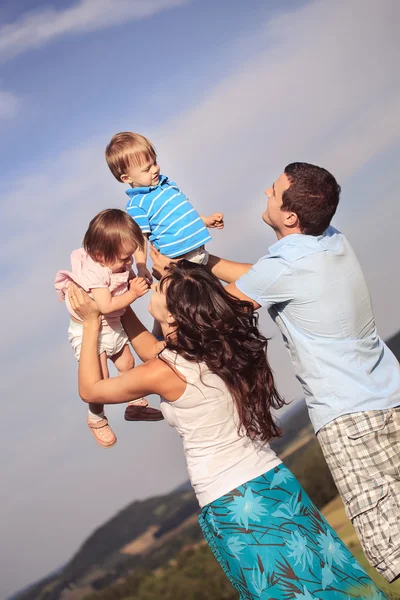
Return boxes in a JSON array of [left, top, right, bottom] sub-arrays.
[[198, 464, 388, 599]]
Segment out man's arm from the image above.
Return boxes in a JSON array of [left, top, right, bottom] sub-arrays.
[[207, 254, 253, 284], [224, 282, 261, 309], [149, 246, 253, 283]]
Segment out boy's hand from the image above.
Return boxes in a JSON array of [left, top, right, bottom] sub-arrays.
[[136, 263, 153, 285], [150, 246, 175, 280], [202, 213, 224, 229], [129, 277, 149, 301]]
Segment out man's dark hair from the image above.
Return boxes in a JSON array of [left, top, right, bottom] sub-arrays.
[[282, 162, 341, 235]]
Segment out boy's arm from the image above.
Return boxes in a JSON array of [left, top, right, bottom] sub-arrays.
[[91, 278, 149, 315], [207, 254, 253, 284], [134, 235, 153, 284], [121, 306, 165, 361]]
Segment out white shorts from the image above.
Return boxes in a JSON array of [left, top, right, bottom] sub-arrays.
[[179, 245, 209, 265], [68, 319, 129, 361]]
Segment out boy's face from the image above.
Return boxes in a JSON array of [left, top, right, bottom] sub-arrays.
[[121, 157, 160, 188]]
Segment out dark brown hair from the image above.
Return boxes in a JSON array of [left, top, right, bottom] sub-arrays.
[[105, 132, 157, 182], [83, 209, 144, 263], [160, 261, 285, 443], [282, 162, 341, 235]]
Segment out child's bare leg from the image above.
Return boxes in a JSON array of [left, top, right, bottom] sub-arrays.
[[87, 352, 117, 447], [88, 352, 108, 417], [112, 345, 164, 422], [112, 345, 148, 407]]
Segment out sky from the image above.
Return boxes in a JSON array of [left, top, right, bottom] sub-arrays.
[[0, 0, 399, 597]]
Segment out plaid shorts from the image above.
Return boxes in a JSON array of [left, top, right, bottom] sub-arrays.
[[317, 407, 400, 582]]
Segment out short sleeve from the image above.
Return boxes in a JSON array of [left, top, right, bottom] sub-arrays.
[[80, 260, 110, 290], [236, 255, 293, 308], [126, 204, 150, 234]]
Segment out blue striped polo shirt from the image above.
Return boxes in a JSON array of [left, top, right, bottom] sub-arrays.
[[125, 175, 211, 258]]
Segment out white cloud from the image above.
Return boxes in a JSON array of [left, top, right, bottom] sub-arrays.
[[0, 0, 190, 62], [0, 89, 21, 118]]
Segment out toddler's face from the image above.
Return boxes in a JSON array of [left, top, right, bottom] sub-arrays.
[[122, 157, 160, 188], [101, 241, 136, 273]]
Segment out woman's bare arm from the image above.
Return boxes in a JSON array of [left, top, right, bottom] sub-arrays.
[[79, 354, 185, 405], [121, 306, 165, 362], [68, 283, 182, 404]]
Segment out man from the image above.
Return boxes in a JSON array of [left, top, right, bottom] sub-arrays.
[[151, 162, 400, 582]]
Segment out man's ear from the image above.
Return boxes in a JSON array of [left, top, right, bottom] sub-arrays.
[[284, 211, 300, 229], [120, 173, 131, 184]]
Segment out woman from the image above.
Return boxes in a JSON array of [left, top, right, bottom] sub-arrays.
[[69, 261, 387, 600]]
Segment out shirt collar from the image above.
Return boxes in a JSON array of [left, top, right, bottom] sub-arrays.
[[125, 173, 168, 197], [268, 226, 341, 257]]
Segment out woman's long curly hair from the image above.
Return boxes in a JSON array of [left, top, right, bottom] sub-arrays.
[[159, 260, 285, 443]]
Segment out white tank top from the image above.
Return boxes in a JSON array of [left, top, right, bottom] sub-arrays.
[[160, 349, 282, 507]]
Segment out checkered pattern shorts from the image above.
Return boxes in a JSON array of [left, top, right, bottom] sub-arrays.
[[318, 407, 400, 582]]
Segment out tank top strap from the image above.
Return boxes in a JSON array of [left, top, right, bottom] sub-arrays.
[[160, 348, 205, 387]]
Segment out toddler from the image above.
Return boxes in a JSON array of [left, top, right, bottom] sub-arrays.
[[54, 209, 163, 448], [105, 132, 224, 284]]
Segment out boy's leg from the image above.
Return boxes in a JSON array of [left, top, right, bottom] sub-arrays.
[[87, 352, 117, 448], [112, 344, 164, 422]]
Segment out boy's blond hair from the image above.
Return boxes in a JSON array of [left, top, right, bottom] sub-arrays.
[[105, 132, 157, 182]]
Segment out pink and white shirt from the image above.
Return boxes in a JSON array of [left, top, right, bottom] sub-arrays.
[[54, 248, 131, 330]]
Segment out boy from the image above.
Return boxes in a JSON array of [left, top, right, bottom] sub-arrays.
[[105, 132, 223, 283]]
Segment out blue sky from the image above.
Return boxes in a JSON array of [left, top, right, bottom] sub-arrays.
[[1, 0, 399, 598]]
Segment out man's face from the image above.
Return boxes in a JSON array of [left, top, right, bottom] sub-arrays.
[[262, 172, 291, 233], [122, 156, 160, 188]]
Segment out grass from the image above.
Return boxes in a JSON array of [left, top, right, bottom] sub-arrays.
[[322, 496, 400, 599]]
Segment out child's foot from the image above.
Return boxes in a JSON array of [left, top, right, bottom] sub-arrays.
[[87, 416, 117, 448], [124, 398, 164, 422]]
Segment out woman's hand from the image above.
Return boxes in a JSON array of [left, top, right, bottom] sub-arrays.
[[68, 283, 101, 324], [150, 245, 175, 280]]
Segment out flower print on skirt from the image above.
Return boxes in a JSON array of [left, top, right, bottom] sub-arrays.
[[198, 464, 389, 600]]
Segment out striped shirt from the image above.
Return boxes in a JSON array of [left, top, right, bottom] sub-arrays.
[[125, 175, 211, 258]]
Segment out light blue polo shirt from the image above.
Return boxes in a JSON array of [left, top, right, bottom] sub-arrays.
[[125, 175, 211, 258], [236, 226, 400, 432]]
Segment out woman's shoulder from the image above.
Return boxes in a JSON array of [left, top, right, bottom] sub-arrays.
[[136, 356, 187, 401]]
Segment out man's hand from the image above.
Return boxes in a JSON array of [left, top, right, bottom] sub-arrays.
[[202, 212, 224, 229], [136, 263, 153, 285], [129, 277, 149, 300], [150, 246, 175, 280]]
